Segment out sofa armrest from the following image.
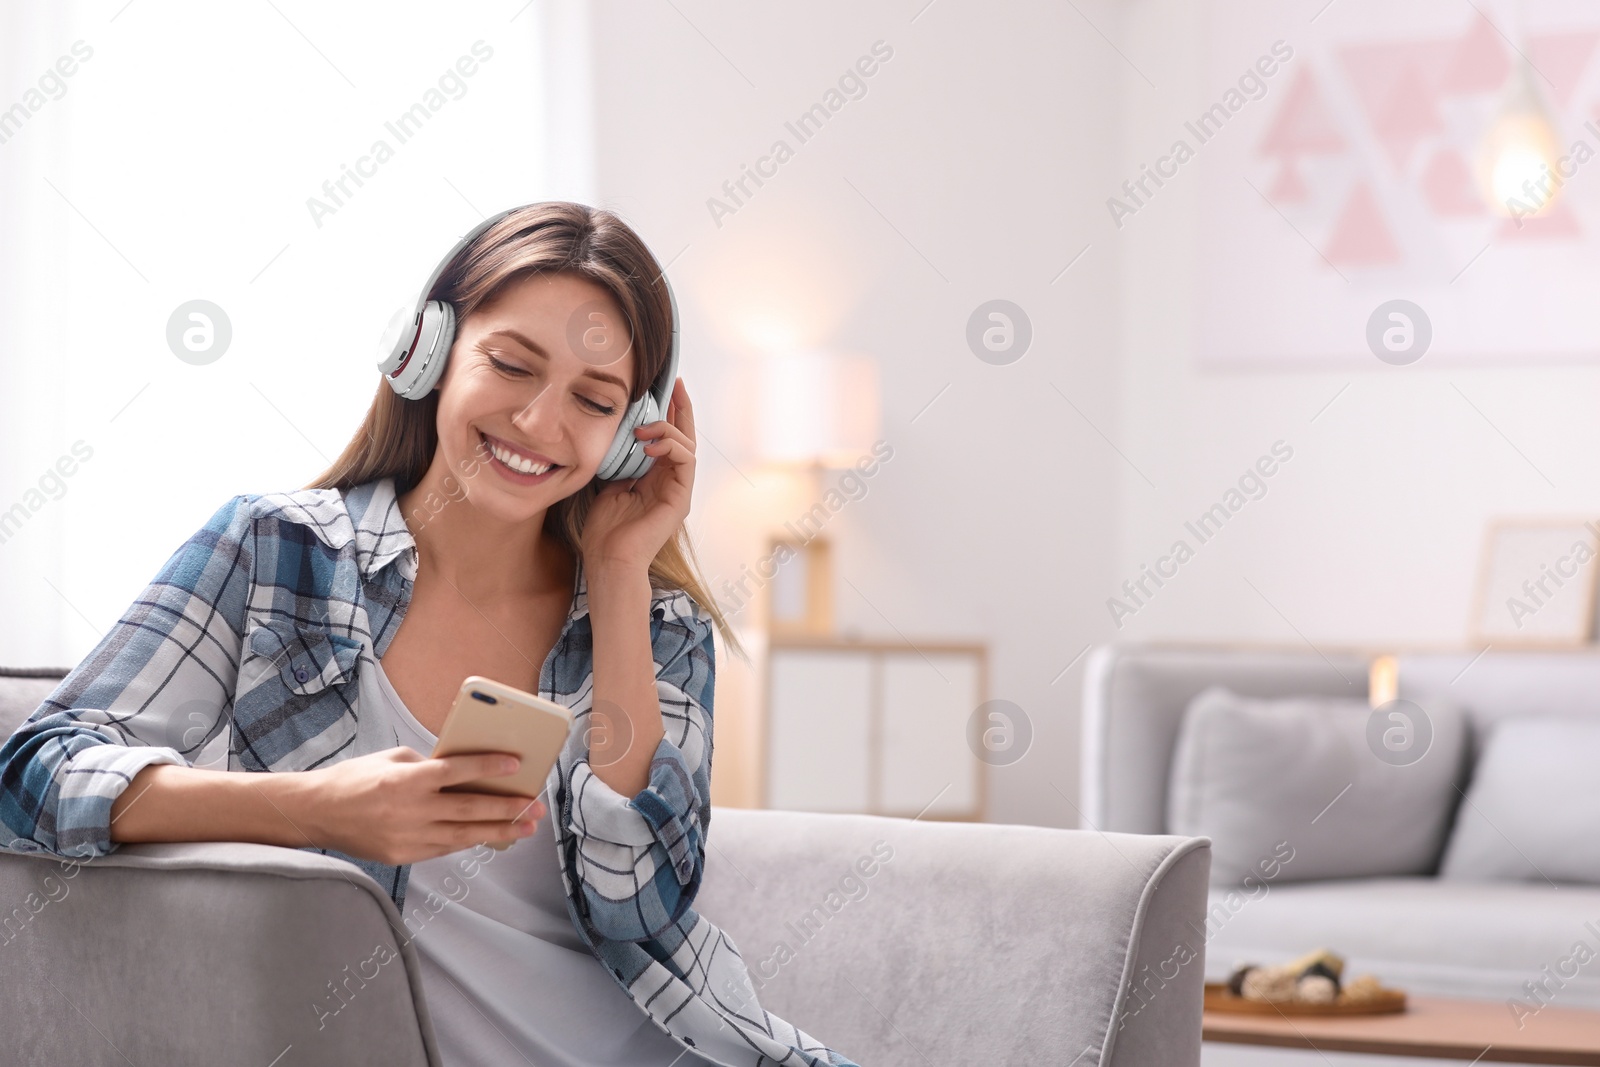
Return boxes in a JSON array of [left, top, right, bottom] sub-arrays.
[[1081, 644, 1368, 833], [0, 842, 439, 1066]]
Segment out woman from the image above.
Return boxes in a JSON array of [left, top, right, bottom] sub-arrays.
[[0, 202, 860, 1067]]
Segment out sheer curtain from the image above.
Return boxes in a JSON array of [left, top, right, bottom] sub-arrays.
[[0, 0, 594, 665]]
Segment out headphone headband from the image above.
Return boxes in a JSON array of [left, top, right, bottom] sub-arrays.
[[411, 208, 520, 324]]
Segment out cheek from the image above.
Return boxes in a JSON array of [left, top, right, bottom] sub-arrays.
[[578, 418, 621, 468], [437, 372, 498, 435], [433, 391, 473, 446]]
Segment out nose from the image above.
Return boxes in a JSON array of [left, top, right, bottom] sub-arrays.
[[508, 379, 561, 432]]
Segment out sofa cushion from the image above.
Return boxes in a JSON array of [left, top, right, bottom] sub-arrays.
[[1168, 686, 1467, 884], [1081, 645, 1371, 836], [1439, 717, 1600, 885], [1202, 876, 1600, 1008]]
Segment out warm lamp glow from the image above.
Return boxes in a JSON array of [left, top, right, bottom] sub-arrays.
[[1477, 58, 1564, 218], [755, 350, 880, 468], [741, 315, 805, 353], [689, 202, 885, 356], [1368, 654, 1399, 709]]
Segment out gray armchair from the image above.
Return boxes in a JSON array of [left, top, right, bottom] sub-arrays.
[[0, 668, 1210, 1066]]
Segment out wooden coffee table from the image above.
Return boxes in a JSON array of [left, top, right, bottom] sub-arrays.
[[1203, 994, 1600, 1064]]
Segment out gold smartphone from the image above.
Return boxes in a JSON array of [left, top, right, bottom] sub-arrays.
[[431, 675, 572, 849]]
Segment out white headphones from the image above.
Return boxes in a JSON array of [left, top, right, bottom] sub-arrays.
[[375, 206, 681, 482]]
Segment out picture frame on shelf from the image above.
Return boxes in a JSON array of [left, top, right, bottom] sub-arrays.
[[1469, 518, 1600, 647], [766, 535, 833, 638]]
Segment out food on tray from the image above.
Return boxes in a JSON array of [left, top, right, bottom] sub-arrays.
[[1226, 948, 1386, 1008]]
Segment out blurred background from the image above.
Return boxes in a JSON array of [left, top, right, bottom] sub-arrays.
[[4, 0, 1599, 836]]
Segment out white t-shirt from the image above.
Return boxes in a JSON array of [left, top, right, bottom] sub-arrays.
[[361, 652, 700, 1066]]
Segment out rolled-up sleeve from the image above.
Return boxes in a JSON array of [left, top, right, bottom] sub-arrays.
[[0, 495, 253, 858], [567, 596, 715, 943]]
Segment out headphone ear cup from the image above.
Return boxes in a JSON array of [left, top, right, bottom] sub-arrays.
[[387, 300, 455, 399], [597, 394, 660, 481]]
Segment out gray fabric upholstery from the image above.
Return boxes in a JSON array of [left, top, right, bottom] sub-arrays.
[[1396, 650, 1600, 731], [1081, 643, 1600, 835], [0, 841, 439, 1066], [1168, 687, 1467, 884], [1439, 716, 1600, 883], [2, 664, 1212, 1066], [1203, 876, 1600, 1007], [693, 810, 1211, 1067], [1101, 836, 1213, 1066], [0, 813, 1210, 1067], [1083, 642, 1600, 1009], [1081, 645, 1369, 834], [0, 669, 67, 735]]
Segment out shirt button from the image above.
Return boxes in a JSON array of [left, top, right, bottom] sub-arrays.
[[294, 667, 311, 683]]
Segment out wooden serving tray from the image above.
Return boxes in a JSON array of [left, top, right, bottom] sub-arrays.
[[1204, 981, 1407, 1016]]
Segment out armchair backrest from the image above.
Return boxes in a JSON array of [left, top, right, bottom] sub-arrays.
[[0, 668, 68, 738]]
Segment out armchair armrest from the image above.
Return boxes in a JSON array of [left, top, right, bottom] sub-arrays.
[[695, 807, 1214, 1067], [0, 842, 439, 1066]]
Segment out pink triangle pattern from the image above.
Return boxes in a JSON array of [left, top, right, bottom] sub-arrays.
[[1498, 195, 1583, 239], [1325, 181, 1402, 266], [1269, 158, 1310, 202], [1339, 40, 1455, 135], [1440, 14, 1511, 94], [1259, 68, 1347, 156], [1372, 63, 1447, 170], [1420, 148, 1483, 216], [1529, 31, 1600, 109]]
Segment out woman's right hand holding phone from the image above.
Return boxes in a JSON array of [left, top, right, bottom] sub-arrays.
[[301, 746, 546, 866]]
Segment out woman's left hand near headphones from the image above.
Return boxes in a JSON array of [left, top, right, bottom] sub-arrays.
[[580, 377, 694, 576]]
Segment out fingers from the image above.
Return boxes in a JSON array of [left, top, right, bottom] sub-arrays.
[[673, 378, 692, 437], [663, 378, 693, 447], [641, 434, 694, 469], [430, 751, 522, 789], [635, 416, 689, 445], [442, 819, 539, 851], [440, 790, 546, 823], [426, 790, 548, 856], [634, 413, 694, 456]]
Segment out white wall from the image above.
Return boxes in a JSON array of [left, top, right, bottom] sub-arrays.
[[585, 0, 1127, 826], [1114, 0, 1600, 656]]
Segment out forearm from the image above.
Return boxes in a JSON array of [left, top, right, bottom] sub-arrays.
[[585, 564, 666, 798], [109, 762, 324, 849]]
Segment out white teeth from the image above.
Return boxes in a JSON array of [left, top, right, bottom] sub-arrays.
[[486, 437, 552, 475]]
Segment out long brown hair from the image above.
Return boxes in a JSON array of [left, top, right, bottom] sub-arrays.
[[304, 201, 746, 662]]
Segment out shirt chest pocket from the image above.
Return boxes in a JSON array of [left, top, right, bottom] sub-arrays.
[[233, 618, 366, 770]]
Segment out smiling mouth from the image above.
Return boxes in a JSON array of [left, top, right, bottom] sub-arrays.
[[479, 431, 563, 476]]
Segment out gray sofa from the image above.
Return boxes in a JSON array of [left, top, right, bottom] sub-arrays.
[[0, 667, 1210, 1066], [1082, 642, 1600, 1008]]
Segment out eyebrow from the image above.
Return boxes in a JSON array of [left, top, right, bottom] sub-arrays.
[[484, 328, 631, 392]]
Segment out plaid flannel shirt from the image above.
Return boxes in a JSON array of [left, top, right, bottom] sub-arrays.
[[0, 475, 860, 1067]]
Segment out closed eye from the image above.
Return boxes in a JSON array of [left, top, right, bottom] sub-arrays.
[[486, 354, 526, 376], [487, 355, 617, 416]]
